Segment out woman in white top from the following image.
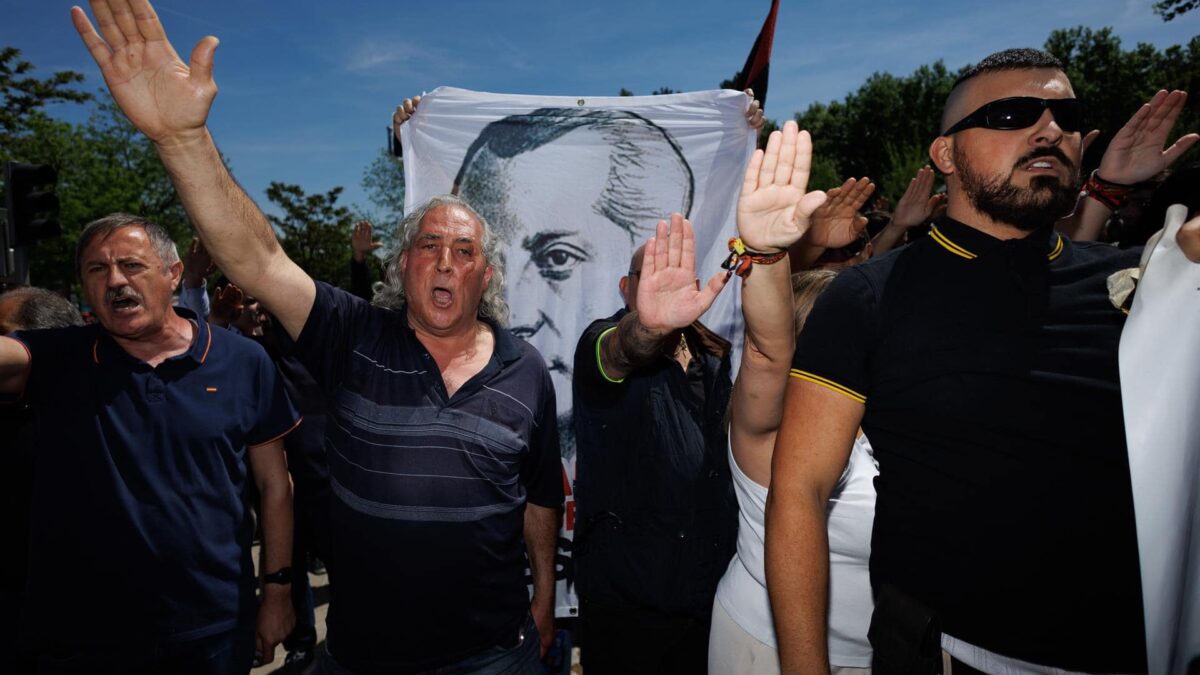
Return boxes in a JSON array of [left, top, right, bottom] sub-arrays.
[[708, 122, 876, 675]]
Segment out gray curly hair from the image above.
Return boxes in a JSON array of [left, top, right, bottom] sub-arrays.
[[371, 194, 509, 325]]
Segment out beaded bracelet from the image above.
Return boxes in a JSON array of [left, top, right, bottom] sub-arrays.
[[720, 237, 787, 279], [1081, 170, 1134, 211]]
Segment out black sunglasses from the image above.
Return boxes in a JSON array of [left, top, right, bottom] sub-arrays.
[[943, 96, 1084, 135]]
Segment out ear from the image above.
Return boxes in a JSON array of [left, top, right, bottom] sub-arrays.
[[483, 263, 494, 288], [399, 251, 409, 275], [930, 137, 955, 175], [618, 276, 630, 306], [862, 241, 875, 261], [167, 260, 184, 291]]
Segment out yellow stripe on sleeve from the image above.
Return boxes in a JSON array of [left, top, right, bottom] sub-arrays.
[[789, 369, 867, 404]]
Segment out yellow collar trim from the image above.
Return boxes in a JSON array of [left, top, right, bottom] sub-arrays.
[[931, 226, 1064, 262]]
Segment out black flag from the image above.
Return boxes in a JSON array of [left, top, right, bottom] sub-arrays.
[[733, 0, 780, 110]]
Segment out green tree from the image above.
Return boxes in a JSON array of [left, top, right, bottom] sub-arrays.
[[5, 95, 194, 295], [794, 62, 958, 199], [359, 148, 404, 246], [0, 46, 91, 155], [1046, 27, 1199, 168], [1155, 0, 1198, 20], [266, 182, 356, 289]]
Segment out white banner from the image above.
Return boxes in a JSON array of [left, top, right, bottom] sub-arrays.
[[402, 86, 756, 616], [1119, 204, 1200, 675]]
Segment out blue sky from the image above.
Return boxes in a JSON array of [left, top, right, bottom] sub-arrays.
[[2, 1, 1196, 219]]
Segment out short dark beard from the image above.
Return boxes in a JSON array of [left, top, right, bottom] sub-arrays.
[[955, 146, 1079, 231]]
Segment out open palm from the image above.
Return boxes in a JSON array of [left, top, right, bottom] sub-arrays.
[[72, 1, 217, 145], [736, 121, 827, 252], [636, 215, 730, 333]]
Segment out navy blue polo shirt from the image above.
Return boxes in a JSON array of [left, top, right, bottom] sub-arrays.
[[294, 282, 563, 674], [8, 308, 300, 649], [792, 218, 1146, 671]]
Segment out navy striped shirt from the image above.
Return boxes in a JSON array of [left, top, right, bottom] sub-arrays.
[[295, 282, 562, 674]]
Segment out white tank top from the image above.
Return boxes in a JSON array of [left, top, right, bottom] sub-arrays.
[[715, 434, 878, 667]]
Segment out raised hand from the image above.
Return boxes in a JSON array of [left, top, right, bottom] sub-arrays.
[[736, 121, 828, 252], [636, 214, 730, 333], [210, 282, 245, 328], [807, 177, 875, 249], [744, 88, 765, 131], [393, 96, 421, 143], [351, 220, 383, 262], [181, 237, 215, 288], [891, 166, 945, 230], [1098, 90, 1198, 185], [71, 1, 218, 147]]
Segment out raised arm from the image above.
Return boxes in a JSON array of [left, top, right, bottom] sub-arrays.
[[873, 166, 945, 256], [767, 380, 864, 674], [1059, 90, 1198, 241], [70, 0, 315, 339], [791, 177, 874, 270], [597, 213, 730, 381], [731, 121, 827, 484]]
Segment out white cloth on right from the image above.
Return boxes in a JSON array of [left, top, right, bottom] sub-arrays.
[[712, 433, 878, 670]]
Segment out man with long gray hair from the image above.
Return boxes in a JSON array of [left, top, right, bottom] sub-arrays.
[[65, 5, 563, 672]]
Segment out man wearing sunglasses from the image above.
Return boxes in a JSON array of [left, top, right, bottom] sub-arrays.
[[769, 48, 1199, 675]]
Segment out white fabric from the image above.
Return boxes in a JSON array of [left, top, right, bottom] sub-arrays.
[[1118, 203, 1200, 675], [709, 599, 781, 675], [941, 634, 1116, 675], [400, 87, 756, 617], [714, 434, 877, 667]]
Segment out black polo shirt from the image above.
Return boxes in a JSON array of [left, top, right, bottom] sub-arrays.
[[294, 282, 563, 674], [792, 217, 1146, 671], [8, 309, 300, 648], [572, 309, 738, 616]]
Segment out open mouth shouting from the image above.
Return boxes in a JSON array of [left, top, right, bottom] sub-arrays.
[[431, 286, 454, 308], [106, 287, 143, 315]]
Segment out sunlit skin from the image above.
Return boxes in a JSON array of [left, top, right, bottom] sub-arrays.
[[932, 68, 1082, 239], [399, 204, 495, 341], [80, 226, 192, 364]]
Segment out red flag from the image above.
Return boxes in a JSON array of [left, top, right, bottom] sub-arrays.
[[733, 0, 780, 110]]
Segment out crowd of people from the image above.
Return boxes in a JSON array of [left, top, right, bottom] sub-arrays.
[[1, 1, 1198, 674]]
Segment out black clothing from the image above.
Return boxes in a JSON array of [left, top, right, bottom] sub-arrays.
[[572, 309, 737, 617], [294, 282, 563, 674], [793, 217, 1146, 671]]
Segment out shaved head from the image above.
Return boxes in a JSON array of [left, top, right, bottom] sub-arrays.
[[941, 48, 1066, 133]]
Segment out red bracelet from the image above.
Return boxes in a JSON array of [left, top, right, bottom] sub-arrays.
[[1081, 170, 1134, 211], [720, 237, 787, 279]]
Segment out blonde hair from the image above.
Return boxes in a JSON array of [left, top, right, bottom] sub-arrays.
[[791, 269, 838, 335]]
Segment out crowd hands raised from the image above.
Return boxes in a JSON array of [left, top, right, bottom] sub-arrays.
[[0, 0, 1196, 673]]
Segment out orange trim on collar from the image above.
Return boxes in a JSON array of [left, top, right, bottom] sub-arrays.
[[92, 339, 100, 364], [198, 323, 212, 364]]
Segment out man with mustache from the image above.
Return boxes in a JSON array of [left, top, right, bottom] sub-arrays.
[[767, 49, 1200, 674], [0, 213, 301, 673], [63, 3, 564, 673]]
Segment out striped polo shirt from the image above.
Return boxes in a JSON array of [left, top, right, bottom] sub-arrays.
[[294, 282, 562, 674]]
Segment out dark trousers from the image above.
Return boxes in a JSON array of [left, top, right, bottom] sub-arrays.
[[36, 627, 255, 675], [580, 600, 711, 675]]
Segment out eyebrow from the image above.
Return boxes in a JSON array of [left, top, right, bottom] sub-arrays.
[[418, 233, 477, 244], [520, 230, 582, 251]]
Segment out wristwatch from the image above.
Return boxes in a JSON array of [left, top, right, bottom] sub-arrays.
[[263, 566, 294, 585]]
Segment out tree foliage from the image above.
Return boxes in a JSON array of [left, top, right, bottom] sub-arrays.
[[266, 182, 356, 290], [0, 47, 91, 155], [1154, 0, 1198, 21], [790, 28, 1199, 202], [359, 148, 403, 246]]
